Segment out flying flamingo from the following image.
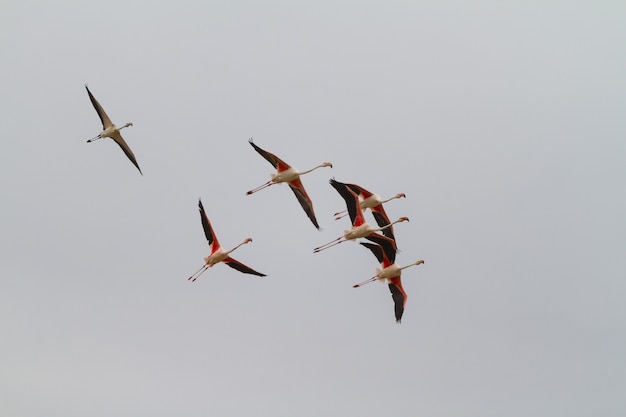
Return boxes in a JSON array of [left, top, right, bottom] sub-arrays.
[[188, 199, 266, 282], [313, 179, 409, 253], [85, 84, 142, 175], [354, 233, 424, 323], [333, 183, 405, 241], [246, 138, 332, 230]]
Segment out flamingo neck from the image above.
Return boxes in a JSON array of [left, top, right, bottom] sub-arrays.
[[381, 195, 400, 204], [298, 164, 327, 175], [400, 260, 424, 270], [226, 240, 249, 255]]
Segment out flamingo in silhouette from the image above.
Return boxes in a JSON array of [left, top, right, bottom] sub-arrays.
[[188, 199, 266, 281], [333, 183, 405, 241], [246, 138, 332, 229], [313, 179, 408, 253], [354, 233, 424, 323], [85, 84, 142, 175]]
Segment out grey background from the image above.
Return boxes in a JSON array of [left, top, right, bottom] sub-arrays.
[[1, 1, 625, 416]]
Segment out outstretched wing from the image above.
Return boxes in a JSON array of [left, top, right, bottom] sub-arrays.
[[111, 133, 142, 175], [371, 204, 395, 240], [288, 178, 320, 229], [388, 278, 407, 323], [345, 183, 374, 200], [359, 242, 385, 264], [198, 199, 220, 251], [248, 138, 292, 171], [85, 84, 113, 129], [329, 179, 365, 226], [363, 233, 397, 264], [223, 256, 266, 276]]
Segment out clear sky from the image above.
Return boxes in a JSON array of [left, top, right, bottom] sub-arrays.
[[1, 1, 625, 416]]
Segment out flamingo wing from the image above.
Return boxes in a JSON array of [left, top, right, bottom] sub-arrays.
[[85, 85, 113, 129], [223, 256, 266, 276], [330, 179, 364, 226], [363, 232, 397, 263], [248, 139, 291, 171], [111, 132, 142, 175], [345, 183, 374, 199], [388, 277, 407, 323], [359, 242, 385, 264], [288, 178, 320, 229], [371, 204, 395, 240], [198, 199, 220, 251]]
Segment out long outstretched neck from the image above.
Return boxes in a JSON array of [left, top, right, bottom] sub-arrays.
[[402, 260, 424, 270], [376, 217, 409, 232], [227, 238, 252, 254], [382, 193, 406, 204], [298, 162, 332, 176]]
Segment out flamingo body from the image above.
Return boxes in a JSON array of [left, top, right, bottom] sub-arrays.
[[85, 84, 142, 175], [188, 199, 266, 281], [247, 138, 332, 230], [356, 234, 424, 323]]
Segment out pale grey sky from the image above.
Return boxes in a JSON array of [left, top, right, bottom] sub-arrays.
[[1, 1, 625, 416]]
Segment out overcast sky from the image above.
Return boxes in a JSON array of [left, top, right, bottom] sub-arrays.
[[1, 1, 625, 416]]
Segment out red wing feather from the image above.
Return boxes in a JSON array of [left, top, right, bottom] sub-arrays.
[[248, 139, 292, 172], [198, 199, 220, 251], [388, 277, 407, 323], [330, 179, 365, 226]]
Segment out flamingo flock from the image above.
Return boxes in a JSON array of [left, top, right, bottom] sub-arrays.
[[84, 85, 426, 323]]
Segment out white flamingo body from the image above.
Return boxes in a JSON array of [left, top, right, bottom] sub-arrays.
[[270, 166, 301, 183]]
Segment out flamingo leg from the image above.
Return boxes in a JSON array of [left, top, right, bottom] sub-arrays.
[[86, 134, 102, 143], [188, 265, 209, 282], [352, 276, 379, 288], [313, 237, 346, 253], [246, 181, 275, 195], [334, 211, 349, 220]]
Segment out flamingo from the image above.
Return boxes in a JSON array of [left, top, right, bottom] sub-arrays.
[[354, 233, 424, 323], [188, 199, 266, 281], [333, 183, 405, 241], [85, 84, 142, 175], [246, 138, 332, 230], [313, 179, 408, 253]]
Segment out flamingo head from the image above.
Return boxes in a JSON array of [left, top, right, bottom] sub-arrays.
[[243, 237, 253, 244], [416, 260, 425, 266], [398, 216, 410, 223], [322, 162, 333, 168], [396, 193, 406, 199]]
